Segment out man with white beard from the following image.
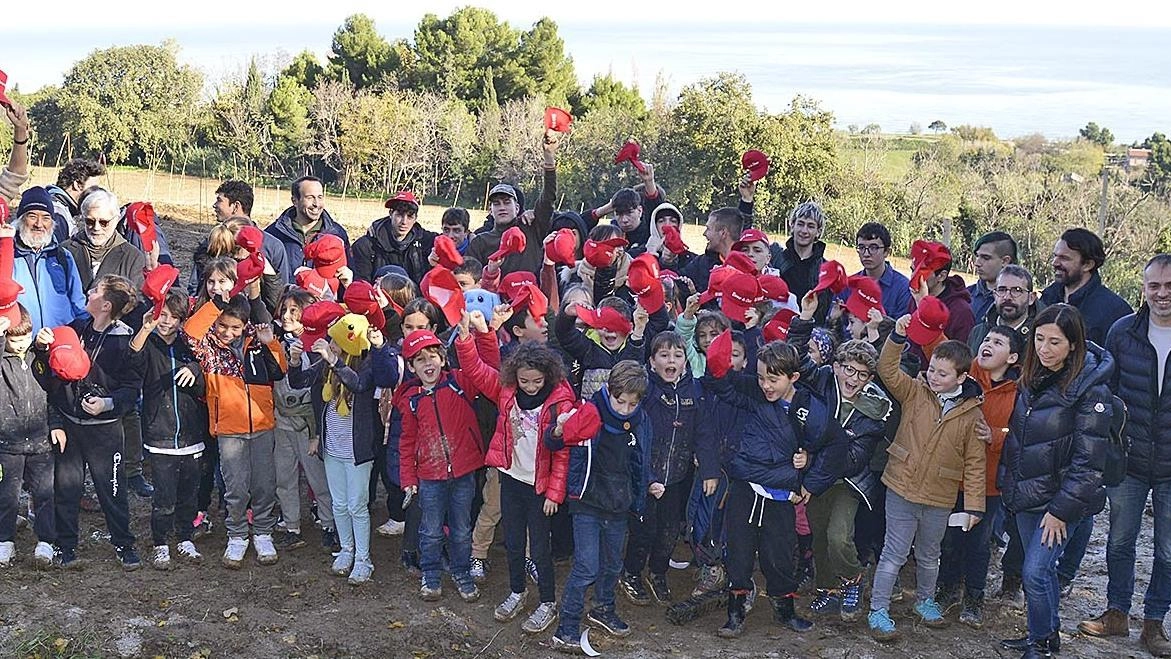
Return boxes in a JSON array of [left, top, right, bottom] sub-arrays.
[[9, 186, 88, 332]]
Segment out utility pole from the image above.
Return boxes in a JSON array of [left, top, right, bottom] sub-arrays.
[[1097, 166, 1109, 235]]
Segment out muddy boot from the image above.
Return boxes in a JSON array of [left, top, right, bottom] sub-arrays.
[[996, 574, 1024, 608], [717, 592, 747, 639], [1142, 619, 1171, 657], [959, 591, 984, 629], [771, 596, 814, 632], [1078, 608, 1130, 637]]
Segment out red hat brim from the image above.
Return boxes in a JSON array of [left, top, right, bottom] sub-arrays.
[[434, 234, 465, 270]]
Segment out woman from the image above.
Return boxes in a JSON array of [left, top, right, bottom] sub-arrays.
[[999, 304, 1114, 659]]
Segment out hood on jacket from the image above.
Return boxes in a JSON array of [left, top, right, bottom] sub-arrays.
[[1053, 342, 1115, 404], [596, 384, 643, 431], [845, 380, 893, 422], [552, 210, 589, 258], [646, 203, 683, 256], [939, 275, 972, 306]]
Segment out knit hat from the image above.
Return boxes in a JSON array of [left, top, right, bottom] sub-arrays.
[[17, 186, 53, 218]]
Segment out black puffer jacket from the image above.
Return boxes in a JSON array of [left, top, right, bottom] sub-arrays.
[[351, 220, 437, 286], [643, 371, 708, 486], [1001, 343, 1115, 522], [1107, 307, 1171, 483], [0, 338, 54, 454]]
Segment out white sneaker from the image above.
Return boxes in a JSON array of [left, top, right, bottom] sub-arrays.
[[151, 545, 172, 571], [0, 541, 14, 567], [33, 541, 54, 569], [348, 559, 374, 585], [222, 536, 249, 569], [494, 590, 528, 622], [253, 534, 278, 565], [176, 541, 203, 565], [522, 601, 558, 634], [376, 519, 405, 537], [331, 549, 355, 576]]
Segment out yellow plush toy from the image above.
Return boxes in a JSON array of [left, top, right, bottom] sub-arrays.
[[323, 313, 370, 415]]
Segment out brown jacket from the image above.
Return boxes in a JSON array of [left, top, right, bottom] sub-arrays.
[[878, 335, 987, 513]]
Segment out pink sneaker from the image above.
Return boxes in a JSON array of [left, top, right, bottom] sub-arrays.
[[246, 508, 254, 526], [192, 511, 207, 528]]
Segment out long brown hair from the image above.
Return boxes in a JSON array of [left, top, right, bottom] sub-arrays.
[[1020, 303, 1087, 393]]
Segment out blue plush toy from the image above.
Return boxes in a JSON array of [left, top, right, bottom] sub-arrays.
[[463, 288, 500, 322]]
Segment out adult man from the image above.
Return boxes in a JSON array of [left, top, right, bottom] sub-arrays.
[[1039, 227, 1132, 346], [680, 207, 745, 292], [467, 183, 550, 276], [771, 201, 827, 303], [266, 176, 350, 272], [9, 187, 87, 333], [204, 180, 291, 284], [351, 191, 435, 285], [848, 223, 912, 318], [967, 265, 1040, 353], [63, 189, 146, 290], [584, 163, 665, 253], [1079, 255, 1171, 657], [45, 158, 105, 244], [441, 208, 472, 254], [969, 231, 1018, 322], [921, 245, 976, 344]]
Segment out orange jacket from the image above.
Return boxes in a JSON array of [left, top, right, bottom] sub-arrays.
[[970, 364, 1017, 496], [184, 301, 287, 437]]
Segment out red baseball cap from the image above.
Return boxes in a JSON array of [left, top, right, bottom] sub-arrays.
[[433, 234, 464, 270], [235, 224, 264, 255], [706, 329, 733, 379], [720, 272, 762, 323], [583, 236, 628, 269], [0, 279, 23, 328], [741, 149, 770, 182], [763, 308, 798, 343], [561, 402, 602, 443], [812, 260, 849, 295], [614, 141, 647, 174], [510, 282, 548, 321], [343, 280, 387, 331], [48, 326, 91, 381], [421, 266, 465, 327], [300, 300, 346, 351], [488, 226, 527, 263], [501, 271, 537, 304], [732, 228, 770, 253], [545, 228, 578, 266], [126, 202, 158, 253], [661, 223, 688, 255], [229, 252, 265, 298], [578, 306, 633, 336], [844, 274, 884, 321], [757, 274, 790, 303], [402, 329, 443, 360], [384, 190, 420, 212], [304, 234, 347, 278], [697, 265, 736, 307], [723, 251, 759, 275], [295, 268, 337, 300], [544, 107, 574, 132], [907, 295, 951, 346], [627, 254, 665, 314], [909, 240, 952, 291], [142, 264, 181, 320], [0, 70, 12, 111]]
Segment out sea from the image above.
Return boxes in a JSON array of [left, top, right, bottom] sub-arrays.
[[3, 21, 1168, 143]]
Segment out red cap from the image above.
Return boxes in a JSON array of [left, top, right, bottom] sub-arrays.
[[762, 308, 798, 343], [304, 234, 347, 278], [295, 268, 337, 299], [544, 107, 574, 132], [343, 280, 387, 331], [545, 228, 578, 266], [0, 279, 23, 328], [142, 264, 180, 320], [614, 140, 647, 174], [126, 202, 157, 253], [723, 251, 759, 276], [384, 190, 420, 211], [757, 274, 790, 303], [697, 265, 737, 307], [741, 149, 771, 182], [402, 329, 443, 360], [229, 252, 265, 298], [300, 300, 346, 351], [907, 295, 951, 346], [812, 260, 849, 295], [719, 272, 762, 323], [909, 240, 952, 291], [421, 266, 465, 327], [706, 329, 733, 379], [732, 228, 770, 252], [48, 326, 91, 381], [561, 402, 602, 443], [661, 224, 688, 255], [433, 234, 464, 270], [235, 225, 264, 255], [578, 305, 633, 336], [510, 282, 548, 321], [582, 236, 628, 269], [488, 226, 527, 263], [844, 274, 883, 321], [627, 254, 665, 314], [0, 70, 12, 110], [501, 271, 537, 304]]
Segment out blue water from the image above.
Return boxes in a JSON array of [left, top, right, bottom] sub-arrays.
[[3, 21, 1167, 142]]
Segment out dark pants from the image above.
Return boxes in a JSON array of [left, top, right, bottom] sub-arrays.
[[854, 474, 887, 565], [550, 506, 574, 561], [371, 418, 397, 521], [402, 493, 421, 554], [939, 493, 1002, 597], [1057, 515, 1094, 584], [54, 420, 135, 550], [122, 409, 144, 479], [1018, 510, 1077, 643], [501, 472, 556, 602], [557, 511, 628, 638], [688, 473, 729, 566], [624, 479, 688, 577], [1003, 508, 1024, 580], [150, 453, 200, 545], [0, 451, 55, 543], [418, 473, 475, 589], [725, 479, 798, 596], [197, 435, 222, 513]]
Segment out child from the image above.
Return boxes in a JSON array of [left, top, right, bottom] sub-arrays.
[[195, 256, 238, 308], [397, 328, 489, 602], [0, 305, 56, 569], [549, 361, 651, 653], [442, 207, 472, 254], [620, 331, 711, 606], [185, 293, 287, 569], [867, 314, 986, 641], [936, 326, 1021, 627], [457, 311, 575, 634], [453, 257, 483, 291], [554, 296, 664, 399], [567, 224, 631, 304], [130, 290, 208, 569], [675, 295, 731, 376]]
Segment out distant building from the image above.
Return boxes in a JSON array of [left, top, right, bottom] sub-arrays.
[[1126, 148, 1152, 172]]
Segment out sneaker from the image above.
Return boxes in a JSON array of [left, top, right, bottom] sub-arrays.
[[275, 530, 307, 551], [522, 601, 558, 634], [744, 579, 759, 614], [192, 512, 212, 540], [376, 519, 405, 537], [309, 502, 320, 527], [551, 629, 585, 654], [33, 541, 55, 570], [401, 551, 422, 577], [526, 556, 539, 584], [15, 515, 28, 531], [458, 582, 481, 603], [176, 541, 203, 565], [55, 546, 85, 569], [128, 474, 155, 498], [420, 582, 443, 601], [586, 607, 631, 638], [648, 573, 673, 605], [470, 557, 489, 584], [913, 598, 947, 628], [619, 571, 652, 606], [809, 589, 841, 615], [0, 541, 13, 568], [959, 594, 984, 629], [869, 608, 899, 641], [348, 559, 374, 585], [840, 577, 864, 622], [253, 534, 278, 565], [495, 590, 529, 622], [222, 536, 249, 569], [116, 545, 142, 572], [276, 515, 287, 531], [150, 545, 172, 571], [669, 558, 691, 570], [331, 550, 355, 576], [692, 563, 727, 597], [320, 528, 340, 552]]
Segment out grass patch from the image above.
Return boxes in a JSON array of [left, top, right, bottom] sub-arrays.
[[9, 627, 106, 659]]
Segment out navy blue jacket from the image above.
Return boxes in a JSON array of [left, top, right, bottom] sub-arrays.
[[351, 220, 436, 286], [553, 307, 668, 398], [138, 332, 207, 451], [37, 319, 144, 427], [1039, 272, 1132, 346], [644, 370, 710, 485], [1107, 306, 1171, 483], [1001, 343, 1115, 522], [265, 207, 351, 274]]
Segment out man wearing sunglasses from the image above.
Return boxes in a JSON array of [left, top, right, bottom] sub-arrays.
[[63, 188, 146, 291]]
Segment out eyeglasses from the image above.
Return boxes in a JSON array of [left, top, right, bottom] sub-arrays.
[[84, 216, 114, 228], [994, 286, 1031, 298], [856, 244, 885, 255], [837, 362, 873, 381]]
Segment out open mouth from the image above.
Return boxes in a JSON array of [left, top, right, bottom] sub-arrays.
[[663, 366, 679, 379], [980, 347, 994, 359]]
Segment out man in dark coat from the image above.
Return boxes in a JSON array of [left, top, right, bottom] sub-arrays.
[[265, 176, 350, 272], [1039, 228, 1131, 346], [352, 192, 435, 286]]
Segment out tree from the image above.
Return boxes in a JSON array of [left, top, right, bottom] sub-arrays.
[[861, 123, 881, 135], [909, 122, 922, 135], [1140, 132, 1171, 197], [929, 120, 947, 133], [326, 14, 397, 90], [283, 51, 324, 90], [573, 73, 645, 118], [513, 17, 577, 107], [1079, 121, 1114, 148], [266, 75, 313, 175]]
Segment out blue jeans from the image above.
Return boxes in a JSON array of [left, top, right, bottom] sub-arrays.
[[1057, 514, 1094, 584], [688, 473, 728, 566], [1018, 510, 1078, 642], [1107, 475, 1171, 619], [557, 512, 628, 638], [939, 494, 1002, 596], [324, 454, 374, 563], [870, 490, 950, 612], [418, 473, 475, 589]]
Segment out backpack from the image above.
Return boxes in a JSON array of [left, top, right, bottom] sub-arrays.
[[1102, 394, 1129, 488]]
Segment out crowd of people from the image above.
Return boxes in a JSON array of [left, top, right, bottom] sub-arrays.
[[0, 97, 1169, 659]]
